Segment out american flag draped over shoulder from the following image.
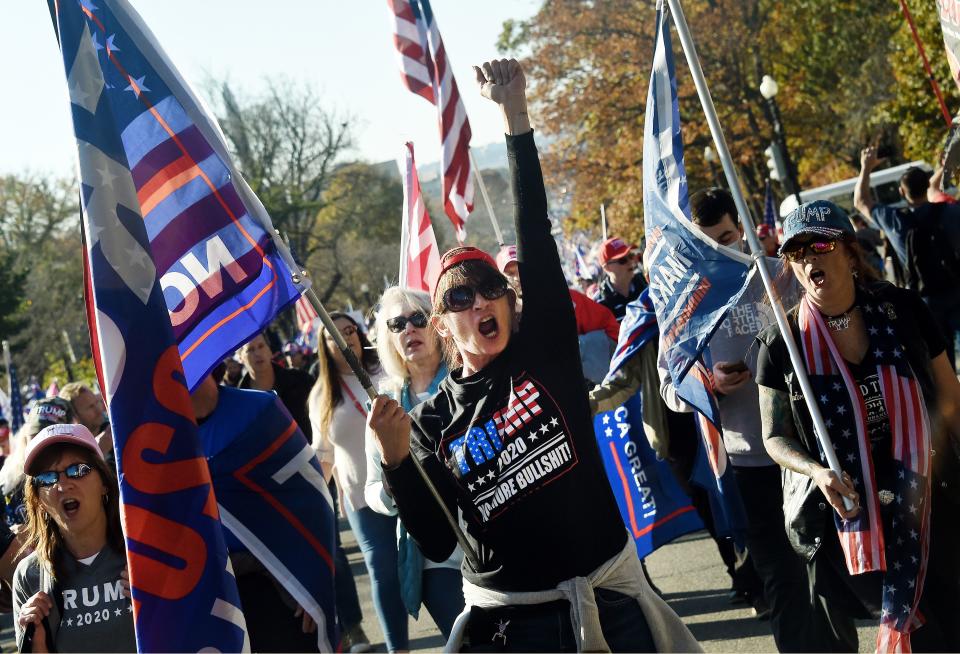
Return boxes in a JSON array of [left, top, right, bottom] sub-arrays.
[[398, 142, 441, 293], [798, 296, 930, 653], [389, 0, 474, 242]]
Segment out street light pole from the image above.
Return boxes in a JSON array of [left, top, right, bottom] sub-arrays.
[[703, 145, 722, 188], [760, 75, 802, 207]]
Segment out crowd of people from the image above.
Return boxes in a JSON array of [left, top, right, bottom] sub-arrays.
[[0, 57, 957, 653]]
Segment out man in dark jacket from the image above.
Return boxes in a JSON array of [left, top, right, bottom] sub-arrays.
[[236, 333, 315, 441], [593, 236, 647, 320]]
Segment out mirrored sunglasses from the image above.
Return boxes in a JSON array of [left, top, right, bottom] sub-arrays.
[[782, 240, 837, 262], [442, 280, 509, 313], [32, 463, 94, 488], [386, 311, 429, 333]]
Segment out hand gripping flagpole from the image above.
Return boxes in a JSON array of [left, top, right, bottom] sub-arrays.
[[665, 0, 854, 511], [469, 149, 505, 247], [288, 260, 483, 573]]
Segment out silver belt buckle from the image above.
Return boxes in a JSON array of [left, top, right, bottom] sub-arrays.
[[878, 490, 895, 505]]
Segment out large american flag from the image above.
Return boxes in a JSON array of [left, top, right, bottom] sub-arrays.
[[398, 142, 441, 293], [798, 297, 930, 653], [390, 0, 474, 243]]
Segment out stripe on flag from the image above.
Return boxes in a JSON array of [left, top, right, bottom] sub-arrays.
[[389, 0, 474, 242], [398, 142, 441, 293]]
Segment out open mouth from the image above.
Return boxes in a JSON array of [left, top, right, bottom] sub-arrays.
[[478, 316, 499, 338], [810, 269, 826, 288], [62, 499, 80, 517]]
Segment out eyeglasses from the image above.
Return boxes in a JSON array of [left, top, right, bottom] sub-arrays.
[[609, 254, 635, 265], [441, 280, 510, 313], [782, 240, 838, 262], [32, 463, 93, 488], [386, 311, 429, 333], [325, 325, 357, 340]]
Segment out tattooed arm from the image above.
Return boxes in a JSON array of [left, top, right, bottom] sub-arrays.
[[759, 385, 860, 519]]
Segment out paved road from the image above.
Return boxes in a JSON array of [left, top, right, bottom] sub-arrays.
[[344, 527, 876, 653], [0, 527, 875, 652]]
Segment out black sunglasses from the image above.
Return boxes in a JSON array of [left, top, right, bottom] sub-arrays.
[[609, 254, 635, 265], [442, 280, 510, 313], [386, 311, 429, 333], [32, 463, 94, 488]]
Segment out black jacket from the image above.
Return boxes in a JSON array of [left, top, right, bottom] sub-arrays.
[[238, 362, 315, 442], [383, 131, 626, 592]]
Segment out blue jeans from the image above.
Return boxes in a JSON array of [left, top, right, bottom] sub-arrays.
[[463, 588, 655, 652], [346, 506, 408, 651], [422, 567, 465, 639]]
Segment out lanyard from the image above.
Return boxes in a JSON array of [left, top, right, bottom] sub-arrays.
[[339, 378, 367, 418]]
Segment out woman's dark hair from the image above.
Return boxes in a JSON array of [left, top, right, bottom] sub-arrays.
[[20, 443, 123, 581], [309, 312, 381, 440]]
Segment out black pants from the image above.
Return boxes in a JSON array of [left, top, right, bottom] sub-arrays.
[[329, 481, 364, 631], [810, 486, 960, 652], [665, 410, 763, 599], [236, 572, 320, 653], [733, 464, 824, 652], [462, 589, 656, 653]]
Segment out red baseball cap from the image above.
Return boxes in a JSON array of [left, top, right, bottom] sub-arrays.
[[599, 237, 635, 265], [495, 245, 518, 273], [24, 423, 104, 476], [429, 247, 498, 300], [756, 224, 773, 239]]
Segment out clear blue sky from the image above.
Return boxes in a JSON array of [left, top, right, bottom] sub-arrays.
[[2, 1, 539, 177]]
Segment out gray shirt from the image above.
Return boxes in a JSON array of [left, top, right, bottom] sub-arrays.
[[13, 547, 135, 653], [659, 266, 797, 467]]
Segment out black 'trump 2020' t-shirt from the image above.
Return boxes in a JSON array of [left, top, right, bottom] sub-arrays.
[[384, 131, 626, 592]]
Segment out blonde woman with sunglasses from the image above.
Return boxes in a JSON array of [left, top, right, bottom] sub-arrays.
[[363, 287, 464, 640]]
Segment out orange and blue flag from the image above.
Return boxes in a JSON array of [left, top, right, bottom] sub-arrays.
[[47, 0, 314, 649], [54, 0, 304, 393]]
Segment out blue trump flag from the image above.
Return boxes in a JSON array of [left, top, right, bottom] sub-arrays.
[[52, 0, 304, 393], [48, 0, 274, 649], [199, 387, 338, 652], [596, 300, 703, 558], [642, 2, 750, 542]]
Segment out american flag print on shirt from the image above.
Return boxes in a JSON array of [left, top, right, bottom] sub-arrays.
[[389, 0, 474, 242], [442, 375, 579, 523], [798, 297, 930, 653]]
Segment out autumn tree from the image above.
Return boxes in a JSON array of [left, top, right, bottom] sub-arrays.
[[499, 0, 947, 240]]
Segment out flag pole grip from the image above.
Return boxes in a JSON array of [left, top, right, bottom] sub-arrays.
[[665, 0, 853, 510], [301, 285, 483, 572], [469, 149, 505, 247]]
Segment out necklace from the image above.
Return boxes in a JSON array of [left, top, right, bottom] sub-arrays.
[[824, 301, 857, 331]]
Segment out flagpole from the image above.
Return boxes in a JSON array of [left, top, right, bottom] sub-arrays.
[[469, 149, 505, 246], [2, 341, 12, 398], [665, 0, 854, 511], [600, 203, 608, 240], [293, 268, 482, 573]]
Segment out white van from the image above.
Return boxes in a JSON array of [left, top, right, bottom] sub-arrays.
[[778, 161, 933, 218]]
